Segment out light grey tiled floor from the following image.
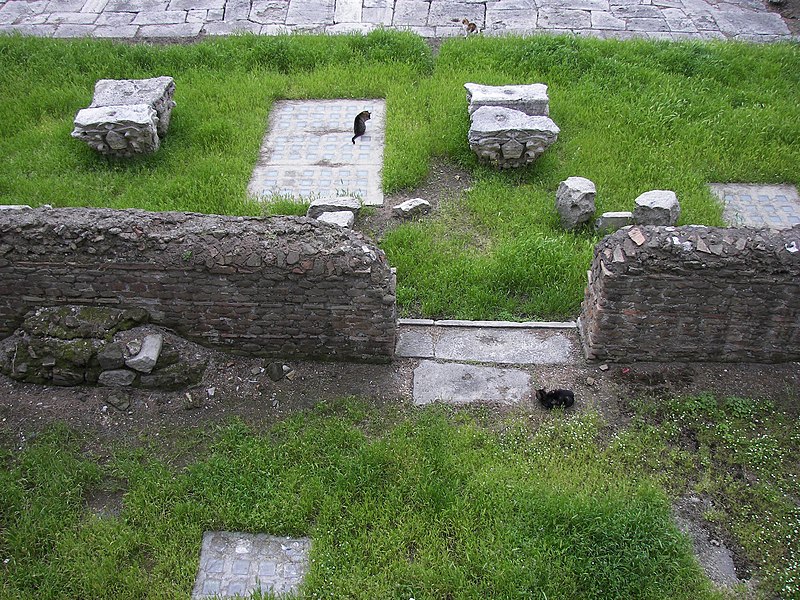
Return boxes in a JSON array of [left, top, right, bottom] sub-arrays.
[[709, 183, 800, 230], [248, 99, 385, 206], [192, 532, 311, 599]]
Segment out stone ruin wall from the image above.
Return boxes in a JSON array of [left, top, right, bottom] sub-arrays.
[[579, 225, 800, 363], [0, 208, 396, 362]]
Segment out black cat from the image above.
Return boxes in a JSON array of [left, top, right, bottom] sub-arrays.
[[536, 388, 575, 409], [352, 110, 371, 144]]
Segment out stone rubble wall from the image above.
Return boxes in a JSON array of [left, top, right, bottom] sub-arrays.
[[579, 225, 800, 363], [0, 208, 396, 362]]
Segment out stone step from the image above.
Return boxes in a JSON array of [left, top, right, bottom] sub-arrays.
[[412, 360, 531, 406], [396, 321, 578, 365]]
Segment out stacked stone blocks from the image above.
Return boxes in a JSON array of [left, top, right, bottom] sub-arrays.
[[0, 208, 396, 363], [579, 225, 800, 363], [71, 77, 176, 157], [465, 83, 559, 169]]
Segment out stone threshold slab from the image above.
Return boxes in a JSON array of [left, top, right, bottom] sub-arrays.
[[396, 323, 579, 364], [412, 360, 531, 406], [398, 318, 577, 328]]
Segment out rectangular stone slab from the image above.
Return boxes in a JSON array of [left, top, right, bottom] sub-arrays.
[[192, 532, 311, 599], [465, 82, 550, 116], [434, 327, 577, 364], [413, 360, 531, 405]]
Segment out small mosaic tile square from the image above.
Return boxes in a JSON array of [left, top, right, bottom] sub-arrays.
[[709, 183, 800, 230], [192, 532, 311, 599]]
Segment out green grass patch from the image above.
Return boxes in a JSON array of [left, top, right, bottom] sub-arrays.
[[1, 403, 723, 599], [1, 34, 799, 319], [609, 393, 800, 598]]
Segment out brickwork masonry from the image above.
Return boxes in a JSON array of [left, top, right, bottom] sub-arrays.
[[0, 208, 396, 362], [579, 225, 800, 363]]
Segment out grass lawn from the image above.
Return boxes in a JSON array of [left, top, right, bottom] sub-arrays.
[[1, 33, 799, 320], [1, 396, 798, 599]]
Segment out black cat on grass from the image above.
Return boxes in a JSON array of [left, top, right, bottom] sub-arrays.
[[352, 110, 370, 144], [536, 388, 575, 409]]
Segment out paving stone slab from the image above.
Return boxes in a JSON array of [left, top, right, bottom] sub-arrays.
[[413, 360, 531, 405], [435, 327, 577, 364], [248, 99, 386, 206], [396, 328, 435, 358], [0, 0, 795, 47], [710, 183, 800, 230], [192, 532, 311, 599]]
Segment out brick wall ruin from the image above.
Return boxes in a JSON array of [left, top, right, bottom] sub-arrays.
[[579, 225, 800, 363], [0, 208, 396, 362]]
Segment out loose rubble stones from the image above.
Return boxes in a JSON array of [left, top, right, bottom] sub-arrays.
[[633, 190, 681, 226], [595, 211, 634, 234], [306, 196, 361, 220], [71, 76, 176, 157], [0, 306, 206, 389], [392, 198, 431, 218], [468, 106, 560, 169], [465, 83, 550, 117], [556, 177, 596, 230], [316, 211, 355, 228]]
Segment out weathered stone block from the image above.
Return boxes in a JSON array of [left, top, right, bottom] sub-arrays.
[[556, 177, 596, 230], [72, 105, 160, 157], [392, 198, 431, 218], [595, 211, 634, 234], [465, 83, 550, 116], [98, 368, 137, 386], [633, 190, 680, 226], [90, 76, 176, 137], [125, 333, 163, 373], [316, 211, 355, 228], [306, 196, 361, 219], [468, 106, 559, 169], [71, 76, 176, 157]]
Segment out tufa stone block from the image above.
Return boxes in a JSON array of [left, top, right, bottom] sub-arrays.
[[306, 196, 361, 220], [633, 190, 680, 226], [556, 177, 596, 230]]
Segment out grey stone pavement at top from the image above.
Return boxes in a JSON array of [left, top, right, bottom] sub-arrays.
[[709, 183, 800, 230], [0, 0, 794, 42], [248, 99, 385, 206], [192, 531, 310, 599]]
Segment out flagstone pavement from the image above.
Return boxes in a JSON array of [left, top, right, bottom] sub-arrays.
[[0, 0, 794, 42]]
